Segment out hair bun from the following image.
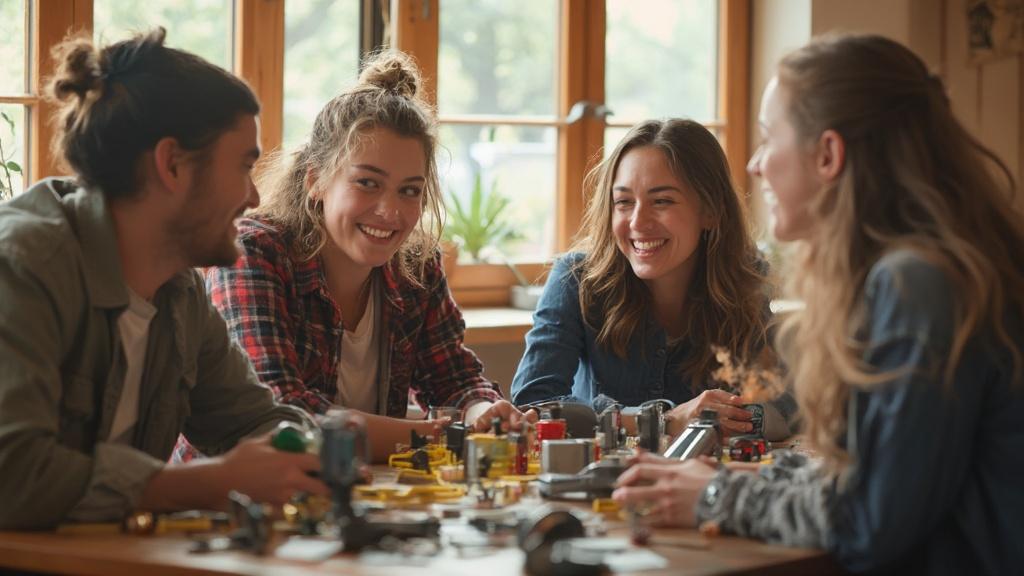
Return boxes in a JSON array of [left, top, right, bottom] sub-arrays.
[[357, 50, 421, 99], [48, 35, 103, 102]]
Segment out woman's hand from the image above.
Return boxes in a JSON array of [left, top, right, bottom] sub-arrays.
[[611, 457, 718, 528], [664, 389, 753, 437], [466, 400, 538, 432]]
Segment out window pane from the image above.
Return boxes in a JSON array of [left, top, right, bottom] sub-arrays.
[[0, 0, 26, 94], [94, 0, 233, 70], [438, 0, 558, 116], [603, 126, 630, 159], [605, 0, 718, 123], [439, 124, 556, 262], [0, 104, 26, 198], [283, 0, 360, 149]]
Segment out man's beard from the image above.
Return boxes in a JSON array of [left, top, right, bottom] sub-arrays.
[[166, 173, 241, 269]]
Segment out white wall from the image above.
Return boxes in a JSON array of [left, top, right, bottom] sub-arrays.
[[749, 0, 1023, 213], [748, 0, 812, 231]]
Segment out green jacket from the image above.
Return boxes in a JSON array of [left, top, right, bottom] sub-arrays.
[[0, 179, 309, 530]]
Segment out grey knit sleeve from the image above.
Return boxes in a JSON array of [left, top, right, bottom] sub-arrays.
[[694, 451, 833, 548]]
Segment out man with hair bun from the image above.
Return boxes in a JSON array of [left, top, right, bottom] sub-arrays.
[[0, 29, 328, 530]]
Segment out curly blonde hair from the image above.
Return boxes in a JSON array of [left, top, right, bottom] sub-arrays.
[[252, 50, 442, 284], [775, 34, 1024, 473]]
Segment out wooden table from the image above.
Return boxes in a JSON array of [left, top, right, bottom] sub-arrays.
[[0, 516, 839, 576]]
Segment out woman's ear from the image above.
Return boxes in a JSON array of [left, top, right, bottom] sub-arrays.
[[815, 129, 845, 184], [699, 204, 718, 231], [304, 167, 319, 201]]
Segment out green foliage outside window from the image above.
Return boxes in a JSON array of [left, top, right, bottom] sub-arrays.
[[0, 111, 23, 200]]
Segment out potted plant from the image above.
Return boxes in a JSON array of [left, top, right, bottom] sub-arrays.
[[442, 172, 520, 263]]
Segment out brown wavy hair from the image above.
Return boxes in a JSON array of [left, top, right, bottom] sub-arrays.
[[572, 119, 770, 389], [252, 50, 442, 284], [774, 34, 1024, 473]]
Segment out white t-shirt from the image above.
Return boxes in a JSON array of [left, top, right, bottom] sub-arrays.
[[335, 290, 380, 413], [109, 288, 157, 444]]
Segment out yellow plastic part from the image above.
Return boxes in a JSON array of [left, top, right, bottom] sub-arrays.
[[354, 483, 466, 504], [592, 498, 620, 514], [465, 433, 516, 478], [387, 444, 457, 471]]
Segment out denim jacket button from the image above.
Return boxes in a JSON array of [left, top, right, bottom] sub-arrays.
[[656, 348, 666, 358]]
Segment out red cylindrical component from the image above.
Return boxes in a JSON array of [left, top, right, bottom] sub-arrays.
[[535, 419, 567, 441]]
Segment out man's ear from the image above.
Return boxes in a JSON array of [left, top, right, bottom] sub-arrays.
[[815, 129, 845, 184], [152, 137, 190, 194]]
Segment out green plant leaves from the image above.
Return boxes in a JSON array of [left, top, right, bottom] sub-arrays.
[[5, 161, 21, 173], [444, 173, 521, 262]]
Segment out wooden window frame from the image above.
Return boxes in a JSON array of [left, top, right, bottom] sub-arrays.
[[395, 0, 750, 307], [12, 0, 747, 310], [0, 0, 92, 184], [14, 0, 291, 180]]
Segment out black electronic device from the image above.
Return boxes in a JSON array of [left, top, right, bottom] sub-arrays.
[[518, 400, 598, 439]]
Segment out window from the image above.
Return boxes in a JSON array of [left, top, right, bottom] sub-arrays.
[[283, 0, 361, 149], [0, 0, 28, 197], [11, 0, 747, 309], [9, 0, 367, 185], [605, 0, 719, 151], [94, 0, 233, 70], [437, 0, 560, 262], [398, 0, 749, 306]]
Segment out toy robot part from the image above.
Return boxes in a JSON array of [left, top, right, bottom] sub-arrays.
[[518, 506, 608, 576], [663, 409, 721, 461], [537, 459, 627, 499], [635, 402, 665, 453]]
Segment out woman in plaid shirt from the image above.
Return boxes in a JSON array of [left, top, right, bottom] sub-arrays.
[[204, 51, 533, 461]]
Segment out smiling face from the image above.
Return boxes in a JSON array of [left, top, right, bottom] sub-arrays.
[[315, 126, 426, 275], [171, 113, 261, 267], [611, 145, 710, 294], [747, 77, 821, 242]]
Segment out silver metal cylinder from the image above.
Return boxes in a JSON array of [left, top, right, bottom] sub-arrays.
[[540, 439, 595, 475]]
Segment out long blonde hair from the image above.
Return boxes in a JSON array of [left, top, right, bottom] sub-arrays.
[[252, 50, 443, 283], [776, 34, 1024, 471], [573, 119, 770, 388]]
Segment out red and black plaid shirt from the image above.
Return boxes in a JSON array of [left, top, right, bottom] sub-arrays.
[[205, 217, 502, 417]]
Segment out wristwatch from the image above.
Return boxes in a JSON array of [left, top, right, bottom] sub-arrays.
[[696, 468, 733, 525]]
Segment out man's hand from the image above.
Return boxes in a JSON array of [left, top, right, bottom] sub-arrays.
[[140, 434, 330, 512], [611, 457, 718, 528], [466, 400, 538, 432], [216, 434, 330, 504]]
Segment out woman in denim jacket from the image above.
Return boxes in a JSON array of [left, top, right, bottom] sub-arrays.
[[511, 119, 796, 438], [613, 35, 1024, 575]]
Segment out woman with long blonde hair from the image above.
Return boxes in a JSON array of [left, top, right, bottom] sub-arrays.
[[186, 51, 532, 462], [512, 119, 795, 438], [613, 34, 1024, 574]]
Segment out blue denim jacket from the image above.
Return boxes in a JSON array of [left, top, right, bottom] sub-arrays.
[[695, 249, 1024, 575], [512, 254, 797, 427]]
